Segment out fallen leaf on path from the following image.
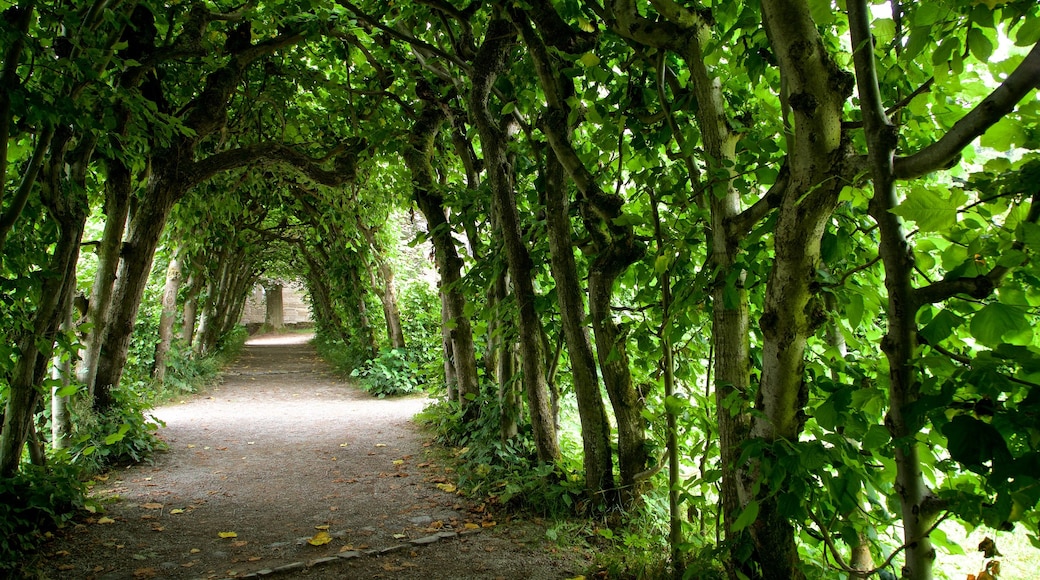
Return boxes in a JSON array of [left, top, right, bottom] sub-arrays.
[[375, 443, 387, 447], [97, 517, 115, 525], [247, 556, 262, 562], [482, 521, 497, 528], [435, 483, 456, 493], [218, 531, 238, 539], [307, 531, 332, 546], [141, 502, 163, 510], [190, 548, 201, 554], [170, 509, 185, 515], [339, 443, 349, 447], [339, 545, 355, 552], [315, 524, 330, 530], [392, 534, 407, 539], [393, 460, 405, 465], [463, 523, 480, 530], [231, 540, 248, 547]]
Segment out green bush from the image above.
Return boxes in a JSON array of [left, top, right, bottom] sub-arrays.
[[67, 382, 167, 472], [351, 347, 426, 397], [0, 462, 90, 572], [416, 396, 586, 517]]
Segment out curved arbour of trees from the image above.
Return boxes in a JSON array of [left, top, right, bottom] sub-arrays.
[[2, 0, 1040, 577]]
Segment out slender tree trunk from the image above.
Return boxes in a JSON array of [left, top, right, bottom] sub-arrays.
[[405, 103, 480, 417], [440, 288, 458, 402], [847, 3, 935, 577], [0, 150, 86, 475], [80, 156, 132, 389], [51, 279, 76, 450], [359, 223, 407, 349], [469, 18, 559, 463], [153, 248, 184, 381], [181, 273, 201, 346], [518, 12, 617, 502], [92, 187, 177, 411]]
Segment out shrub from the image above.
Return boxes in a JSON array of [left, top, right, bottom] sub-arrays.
[[0, 462, 90, 572], [67, 382, 167, 472], [351, 347, 426, 397]]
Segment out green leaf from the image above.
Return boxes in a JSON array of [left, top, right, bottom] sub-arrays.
[[920, 309, 966, 345], [942, 415, 1010, 471], [55, 384, 79, 397], [970, 303, 1029, 347], [732, 500, 759, 532], [968, 27, 994, 62], [892, 187, 962, 232]]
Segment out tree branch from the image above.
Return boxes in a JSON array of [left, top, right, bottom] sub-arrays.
[[185, 140, 365, 191], [894, 42, 1040, 180]]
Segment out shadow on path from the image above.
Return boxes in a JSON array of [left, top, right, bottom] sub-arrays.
[[36, 334, 588, 580]]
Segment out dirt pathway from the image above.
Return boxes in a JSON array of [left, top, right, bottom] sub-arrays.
[[37, 334, 590, 580]]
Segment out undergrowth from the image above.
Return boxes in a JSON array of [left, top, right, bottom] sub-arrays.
[[0, 327, 248, 571], [0, 462, 92, 574]]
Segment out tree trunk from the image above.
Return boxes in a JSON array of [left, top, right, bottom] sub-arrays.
[[359, 222, 407, 349], [181, 273, 201, 346], [92, 189, 177, 411], [51, 281, 76, 450], [847, 3, 934, 577], [79, 156, 131, 390], [469, 18, 559, 463], [518, 11, 617, 502], [265, 282, 285, 330], [153, 248, 183, 381], [0, 140, 87, 475], [405, 103, 480, 417], [440, 288, 458, 402]]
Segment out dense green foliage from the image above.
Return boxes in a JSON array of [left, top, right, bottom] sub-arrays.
[[2, 0, 1040, 578]]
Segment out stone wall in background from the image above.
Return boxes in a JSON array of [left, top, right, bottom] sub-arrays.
[[240, 282, 313, 325]]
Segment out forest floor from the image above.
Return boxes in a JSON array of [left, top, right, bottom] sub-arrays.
[[32, 333, 594, 580]]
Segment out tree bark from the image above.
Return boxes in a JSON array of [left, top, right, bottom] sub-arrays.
[[153, 248, 184, 382], [469, 18, 559, 463], [516, 7, 617, 504], [404, 103, 480, 417]]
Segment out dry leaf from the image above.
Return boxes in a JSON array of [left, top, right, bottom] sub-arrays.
[[218, 531, 238, 539], [170, 509, 185, 515], [307, 531, 332, 546], [339, 545, 355, 552], [248, 556, 262, 562], [463, 523, 480, 530], [435, 483, 456, 493], [97, 517, 116, 525], [393, 460, 405, 465], [393, 534, 407, 539], [315, 524, 330, 530], [482, 521, 497, 528], [141, 503, 163, 510], [189, 548, 201, 554]]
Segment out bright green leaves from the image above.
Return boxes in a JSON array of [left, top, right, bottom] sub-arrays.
[[970, 303, 1032, 347], [892, 185, 967, 232]]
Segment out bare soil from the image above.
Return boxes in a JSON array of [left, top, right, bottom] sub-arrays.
[[33, 333, 593, 580]]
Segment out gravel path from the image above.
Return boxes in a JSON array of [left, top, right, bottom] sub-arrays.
[[36, 334, 591, 579]]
